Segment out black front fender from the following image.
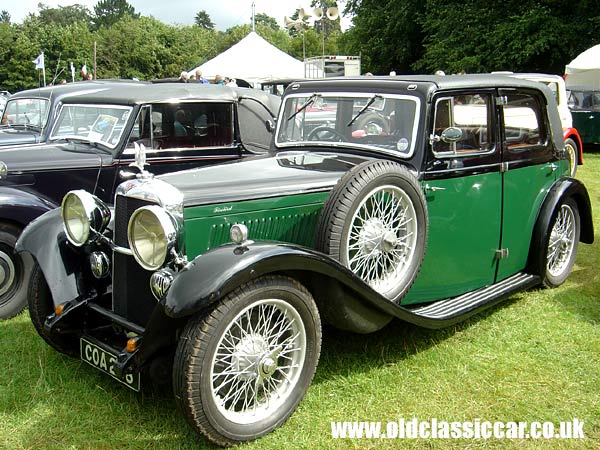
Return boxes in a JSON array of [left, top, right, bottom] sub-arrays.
[[15, 208, 81, 305], [0, 186, 57, 227]]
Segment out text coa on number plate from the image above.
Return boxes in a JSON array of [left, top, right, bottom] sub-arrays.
[[80, 337, 140, 391]]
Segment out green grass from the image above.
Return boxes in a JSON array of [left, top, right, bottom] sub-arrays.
[[2, 155, 600, 449]]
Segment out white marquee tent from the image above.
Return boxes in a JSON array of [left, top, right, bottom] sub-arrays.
[[191, 32, 304, 86], [565, 44, 600, 88]]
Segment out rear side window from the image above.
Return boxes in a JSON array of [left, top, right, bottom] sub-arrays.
[[502, 93, 546, 150]]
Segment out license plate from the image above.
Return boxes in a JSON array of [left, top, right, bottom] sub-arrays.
[[80, 337, 140, 391]]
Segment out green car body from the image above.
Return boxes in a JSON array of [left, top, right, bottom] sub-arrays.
[[17, 74, 593, 446]]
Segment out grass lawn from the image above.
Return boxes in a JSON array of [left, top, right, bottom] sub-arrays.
[[1, 154, 599, 450]]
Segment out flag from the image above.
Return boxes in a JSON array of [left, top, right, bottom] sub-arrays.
[[32, 52, 45, 70], [70, 62, 75, 80], [81, 64, 87, 77]]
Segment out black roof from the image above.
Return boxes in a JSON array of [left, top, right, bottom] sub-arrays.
[[58, 83, 279, 108], [8, 80, 148, 101], [286, 74, 554, 100]]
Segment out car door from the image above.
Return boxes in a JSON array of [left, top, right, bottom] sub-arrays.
[[496, 88, 560, 280], [404, 91, 503, 305], [114, 102, 243, 186]]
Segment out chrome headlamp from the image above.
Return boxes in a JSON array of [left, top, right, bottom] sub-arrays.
[[61, 190, 111, 247], [127, 205, 180, 271]]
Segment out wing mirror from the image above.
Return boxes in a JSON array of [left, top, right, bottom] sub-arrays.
[[440, 126, 463, 143]]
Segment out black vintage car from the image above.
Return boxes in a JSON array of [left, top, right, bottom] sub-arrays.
[[0, 81, 143, 146], [0, 83, 279, 318], [17, 75, 592, 445]]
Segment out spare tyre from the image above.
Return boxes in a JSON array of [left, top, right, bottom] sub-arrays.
[[315, 160, 427, 302]]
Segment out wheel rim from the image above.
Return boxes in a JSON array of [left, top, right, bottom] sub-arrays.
[[210, 298, 306, 424], [547, 204, 576, 277], [565, 142, 577, 177], [345, 184, 418, 298], [0, 249, 16, 298]]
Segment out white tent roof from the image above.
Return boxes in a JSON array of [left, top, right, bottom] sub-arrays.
[[192, 32, 304, 85], [565, 44, 600, 88]]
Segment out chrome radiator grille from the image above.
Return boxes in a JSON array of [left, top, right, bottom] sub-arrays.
[[112, 194, 156, 327]]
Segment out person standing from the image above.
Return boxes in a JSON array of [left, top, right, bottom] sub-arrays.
[[195, 69, 210, 84]]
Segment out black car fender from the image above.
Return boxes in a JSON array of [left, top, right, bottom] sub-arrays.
[[527, 177, 594, 275], [163, 242, 398, 333], [15, 208, 81, 305], [0, 186, 57, 228]]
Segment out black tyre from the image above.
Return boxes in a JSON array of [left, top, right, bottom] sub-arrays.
[[0, 223, 33, 319], [564, 137, 578, 177], [28, 263, 78, 356], [173, 275, 321, 446], [542, 197, 580, 288], [316, 160, 428, 302]]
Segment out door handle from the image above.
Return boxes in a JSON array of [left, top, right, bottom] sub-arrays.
[[549, 163, 558, 172], [424, 184, 446, 192]]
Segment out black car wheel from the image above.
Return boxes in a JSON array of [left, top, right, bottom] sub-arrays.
[[0, 223, 33, 319], [564, 137, 578, 177], [543, 197, 580, 287], [28, 263, 79, 356], [173, 275, 321, 446], [316, 160, 428, 302]]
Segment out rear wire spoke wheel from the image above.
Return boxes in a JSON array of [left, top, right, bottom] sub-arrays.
[[316, 160, 427, 302], [173, 275, 321, 446], [543, 198, 580, 287], [564, 137, 578, 177]]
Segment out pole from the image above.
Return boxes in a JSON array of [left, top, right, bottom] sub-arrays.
[[251, 2, 255, 32], [93, 41, 97, 80]]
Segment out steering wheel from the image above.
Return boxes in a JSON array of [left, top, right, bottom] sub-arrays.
[[307, 126, 345, 141]]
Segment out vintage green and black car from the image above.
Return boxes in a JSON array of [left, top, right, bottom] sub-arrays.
[[17, 74, 593, 446]]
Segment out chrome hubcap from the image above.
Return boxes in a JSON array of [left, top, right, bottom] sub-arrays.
[[0, 250, 16, 297], [346, 185, 418, 298], [210, 299, 306, 424], [547, 204, 575, 277]]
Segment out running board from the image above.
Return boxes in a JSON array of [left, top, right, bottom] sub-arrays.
[[397, 272, 540, 329]]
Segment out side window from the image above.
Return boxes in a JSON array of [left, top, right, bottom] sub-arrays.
[[126, 103, 234, 152], [432, 93, 492, 156], [503, 93, 546, 150]]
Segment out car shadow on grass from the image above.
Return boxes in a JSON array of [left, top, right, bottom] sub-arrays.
[[313, 295, 522, 384]]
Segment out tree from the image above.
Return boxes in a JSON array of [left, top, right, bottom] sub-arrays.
[[343, 0, 425, 75], [417, 0, 600, 75], [92, 0, 139, 29], [0, 10, 10, 24], [254, 13, 279, 30], [194, 10, 214, 30], [36, 3, 92, 26]]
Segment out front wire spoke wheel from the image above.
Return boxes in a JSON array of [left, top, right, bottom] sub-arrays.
[[174, 276, 321, 446], [211, 299, 306, 423]]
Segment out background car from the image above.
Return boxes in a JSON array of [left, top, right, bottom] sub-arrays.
[[568, 86, 600, 145], [0, 81, 144, 147], [507, 72, 583, 176], [0, 83, 280, 319], [18, 75, 592, 446]]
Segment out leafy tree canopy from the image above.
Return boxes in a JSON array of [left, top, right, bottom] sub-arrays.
[[35, 3, 92, 26], [92, 0, 139, 29], [194, 10, 214, 30]]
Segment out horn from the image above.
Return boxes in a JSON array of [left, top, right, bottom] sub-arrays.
[[298, 8, 310, 19], [313, 7, 323, 20], [326, 7, 339, 20]]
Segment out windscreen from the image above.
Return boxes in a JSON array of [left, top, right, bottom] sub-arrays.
[[50, 104, 132, 149], [1, 98, 50, 128], [276, 93, 421, 157]]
